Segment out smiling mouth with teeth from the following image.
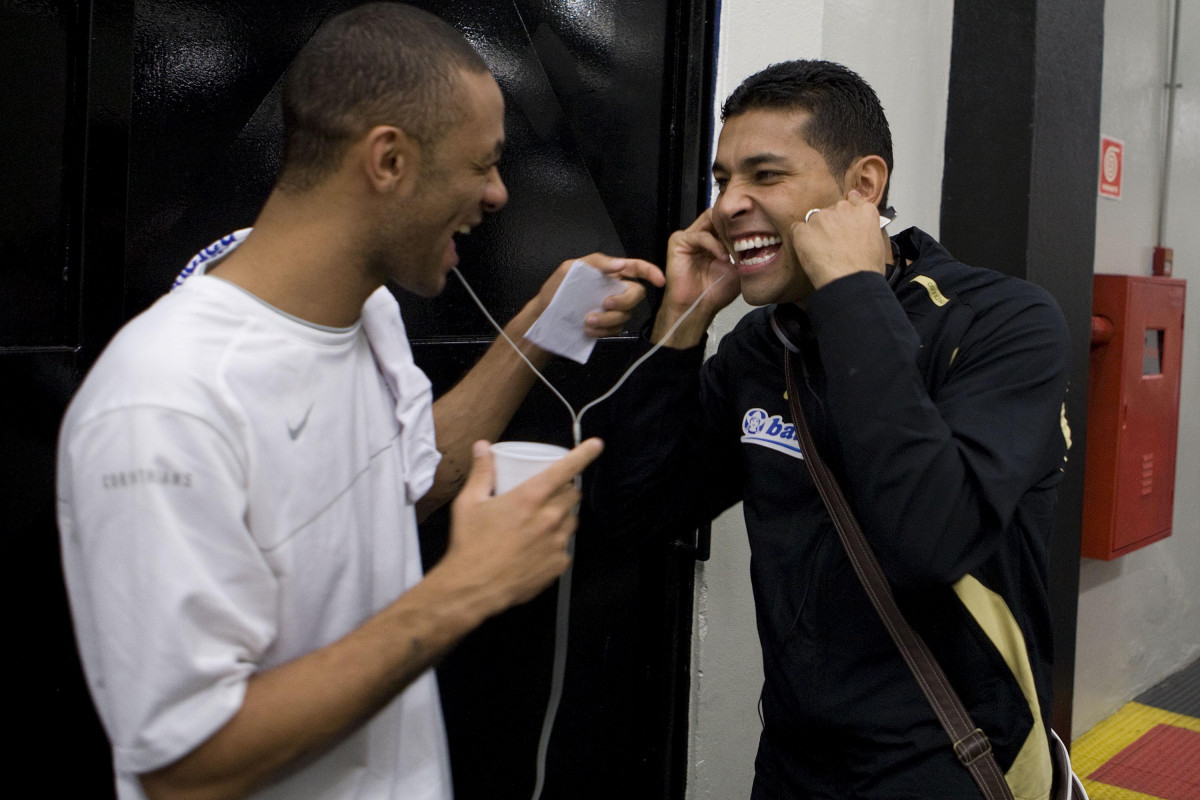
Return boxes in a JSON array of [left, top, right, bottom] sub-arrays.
[[732, 234, 782, 266]]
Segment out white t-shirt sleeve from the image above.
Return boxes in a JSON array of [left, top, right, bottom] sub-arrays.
[[58, 405, 277, 775]]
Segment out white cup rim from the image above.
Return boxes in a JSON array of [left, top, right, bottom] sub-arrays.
[[491, 441, 570, 461]]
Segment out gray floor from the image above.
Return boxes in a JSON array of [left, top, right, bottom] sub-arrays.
[[1134, 656, 1200, 717]]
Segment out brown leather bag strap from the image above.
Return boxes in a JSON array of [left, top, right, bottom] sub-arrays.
[[784, 352, 1014, 800]]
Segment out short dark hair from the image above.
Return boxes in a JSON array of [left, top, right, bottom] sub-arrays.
[[278, 2, 490, 191], [722, 60, 893, 208]]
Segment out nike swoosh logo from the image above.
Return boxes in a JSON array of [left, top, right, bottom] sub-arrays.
[[287, 405, 313, 440]]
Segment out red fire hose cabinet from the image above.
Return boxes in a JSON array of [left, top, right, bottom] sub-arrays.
[[1082, 275, 1186, 560]]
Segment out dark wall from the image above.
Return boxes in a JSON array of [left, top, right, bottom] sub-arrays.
[[2, 0, 130, 790], [942, 0, 1105, 745], [119, 0, 695, 332], [1, 1, 81, 347], [1, 1, 714, 796]]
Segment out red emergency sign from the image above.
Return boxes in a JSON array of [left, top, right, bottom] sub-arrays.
[[1099, 136, 1123, 198]]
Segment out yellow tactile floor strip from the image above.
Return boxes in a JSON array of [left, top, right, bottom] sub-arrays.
[[1070, 701, 1200, 799]]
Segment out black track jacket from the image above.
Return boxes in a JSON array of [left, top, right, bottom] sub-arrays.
[[589, 228, 1071, 799]]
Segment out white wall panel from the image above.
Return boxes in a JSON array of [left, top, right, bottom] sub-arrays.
[[1074, 0, 1200, 736]]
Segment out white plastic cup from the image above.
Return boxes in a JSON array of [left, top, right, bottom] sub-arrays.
[[490, 441, 570, 495]]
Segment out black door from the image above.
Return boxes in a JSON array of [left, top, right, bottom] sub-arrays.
[[1, 1, 714, 797], [1, 0, 132, 791]]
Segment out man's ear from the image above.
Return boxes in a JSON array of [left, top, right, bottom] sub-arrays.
[[842, 154, 889, 208], [361, 125, 422, 194]]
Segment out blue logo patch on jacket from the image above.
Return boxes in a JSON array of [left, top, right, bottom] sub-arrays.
[[741, 408, 804, 459]]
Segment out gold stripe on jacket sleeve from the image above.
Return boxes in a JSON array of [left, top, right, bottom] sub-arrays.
[[953, 574, 1053, 800]]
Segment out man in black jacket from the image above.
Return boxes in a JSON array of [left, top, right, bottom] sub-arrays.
[[592, 60, 1070, 799]]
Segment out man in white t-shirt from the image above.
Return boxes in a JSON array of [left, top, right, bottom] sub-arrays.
[[55, 4, 663, 799]]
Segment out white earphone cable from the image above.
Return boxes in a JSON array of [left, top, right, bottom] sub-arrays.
[[450, 265, 730, 800]]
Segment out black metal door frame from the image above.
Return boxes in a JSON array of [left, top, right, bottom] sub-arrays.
[[941, 0, 1104, 745]]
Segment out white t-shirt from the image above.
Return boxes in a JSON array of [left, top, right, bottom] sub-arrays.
[[57, 257, 451, 799]]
